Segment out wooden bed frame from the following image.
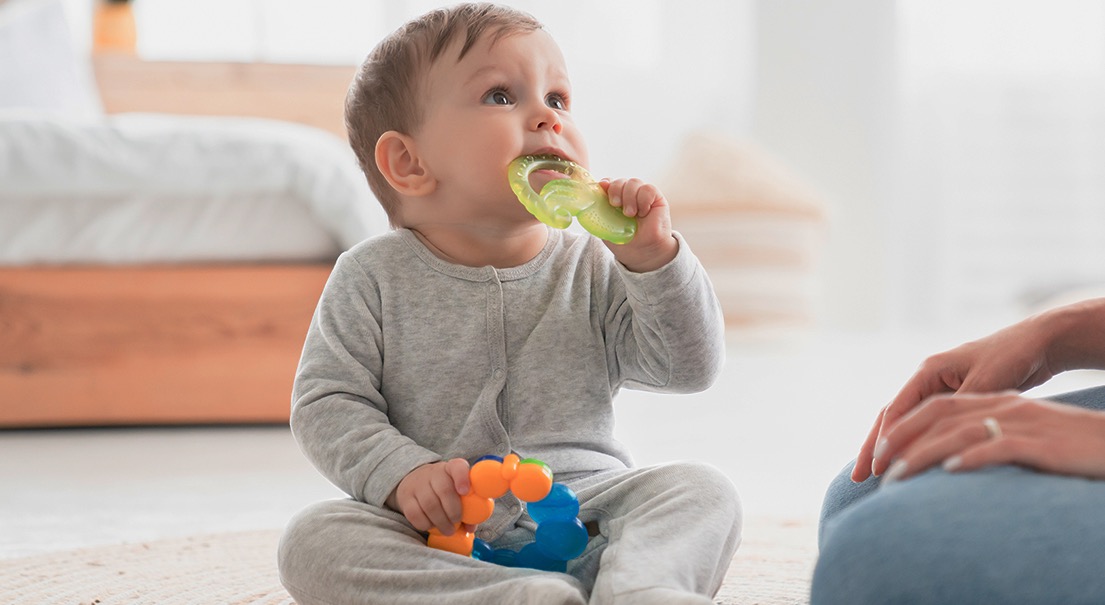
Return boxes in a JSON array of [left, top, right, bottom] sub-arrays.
[[0, 56, 357, 428]]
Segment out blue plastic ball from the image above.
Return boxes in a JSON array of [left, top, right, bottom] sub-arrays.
[[527, 483, 580, 524], [488, 548, 518, 567], [516, 542, 567, 573], [535, 518, 589, 560]]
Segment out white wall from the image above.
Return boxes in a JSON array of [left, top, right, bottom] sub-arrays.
[[751, 0, 899, 331], [385, 0, 756, 184]]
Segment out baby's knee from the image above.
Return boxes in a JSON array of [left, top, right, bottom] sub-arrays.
[[650, 461, 742, 526], [278, 500, 346, 596], [278, 499, 414, 601], [664, 460, 738, 499]]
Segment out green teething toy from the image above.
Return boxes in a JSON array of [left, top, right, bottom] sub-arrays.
[[508, 155, 637, 244]]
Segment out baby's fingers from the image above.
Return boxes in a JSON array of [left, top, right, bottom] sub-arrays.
[[631, 183, 664, 218], [402, 502, 434, 533], [601, 179, 624, 210], [444, 458, 471, 496], [614, 178, 647, 217], [425, 471, 463, 534]]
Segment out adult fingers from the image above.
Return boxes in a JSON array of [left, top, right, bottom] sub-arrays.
[[869, 395, 923, 477], [851, 408, 886, 482], [869, 368, 971, 475], [942, 402, 1105, 479], [941, 433, 1025, 474], [877, 392, 1015, 471], [881, 411, 997, 483]]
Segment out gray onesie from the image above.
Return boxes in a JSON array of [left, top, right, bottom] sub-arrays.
[[280, 227, 742, 605]]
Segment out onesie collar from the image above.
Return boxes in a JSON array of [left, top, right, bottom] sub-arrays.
[[399, 227, 560, 282]]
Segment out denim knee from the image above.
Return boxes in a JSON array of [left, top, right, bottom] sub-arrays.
[[813, 467, 1105, 605]]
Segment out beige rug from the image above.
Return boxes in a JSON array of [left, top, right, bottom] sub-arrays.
[[0, 516, 816, 604]]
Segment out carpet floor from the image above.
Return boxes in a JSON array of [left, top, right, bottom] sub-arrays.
[[0, 515, 816, 605]]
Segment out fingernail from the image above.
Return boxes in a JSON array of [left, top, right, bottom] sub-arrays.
[[882, 460, 908, 485], [873, 438, 888, 461], [943, 455, 962, 472]]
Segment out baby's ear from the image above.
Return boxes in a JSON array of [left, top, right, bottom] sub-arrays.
[[375, 131, 436, 196]]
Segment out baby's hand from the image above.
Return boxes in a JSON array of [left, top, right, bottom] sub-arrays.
[[387, 458, 470, 535], [600, 178, 678, 272]]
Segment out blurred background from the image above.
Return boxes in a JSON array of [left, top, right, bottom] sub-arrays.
[[5, 0, 1105, 558], [38, 0, 1105, 334]]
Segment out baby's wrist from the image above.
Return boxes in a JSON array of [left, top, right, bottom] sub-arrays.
[[385, 487, 401, 511], [612, 234, 678, 273]]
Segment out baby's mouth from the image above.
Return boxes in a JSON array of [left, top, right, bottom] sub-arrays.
[[529, 168, 571, 192], [520, 154, 573, 192]]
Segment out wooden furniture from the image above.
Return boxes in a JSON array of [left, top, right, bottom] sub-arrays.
[[0, 58, 358, 427], [92, 55, 356, 140], [0, 266, 330, 427]]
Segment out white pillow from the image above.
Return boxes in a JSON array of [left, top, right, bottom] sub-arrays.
[[0, 111, 389, 264], [0, 0, 103, 118]]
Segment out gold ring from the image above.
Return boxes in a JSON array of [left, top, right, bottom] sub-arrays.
[[983, 416, 1002, 440]]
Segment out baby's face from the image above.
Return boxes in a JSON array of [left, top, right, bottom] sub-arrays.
[[412, 29, 588, 226]]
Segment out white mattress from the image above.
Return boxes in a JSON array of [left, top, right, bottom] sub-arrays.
[[0, 111, 389, 264]]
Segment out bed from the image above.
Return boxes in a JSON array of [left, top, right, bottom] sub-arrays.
[[0, 0, 386, 427]]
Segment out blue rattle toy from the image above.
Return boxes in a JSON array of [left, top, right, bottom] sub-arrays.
[[508, 154, 637, 244]]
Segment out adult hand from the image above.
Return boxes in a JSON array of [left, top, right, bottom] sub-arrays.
[[873, 391, 1105, 483], [853, 314, 1058, 482], [387, 458, 471, 535]]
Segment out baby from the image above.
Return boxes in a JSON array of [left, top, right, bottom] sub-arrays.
[[278, 4, 741, 604]]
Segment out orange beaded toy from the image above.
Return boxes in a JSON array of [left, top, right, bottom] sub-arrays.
[[427, 453, 589, 572]]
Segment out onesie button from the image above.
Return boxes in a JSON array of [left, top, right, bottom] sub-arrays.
[[493, 368, 504, 378]]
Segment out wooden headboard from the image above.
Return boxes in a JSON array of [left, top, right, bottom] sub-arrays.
[[92, 54, 357, 140]]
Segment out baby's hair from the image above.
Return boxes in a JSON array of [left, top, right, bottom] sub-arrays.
[[345, 3, 543, 221]]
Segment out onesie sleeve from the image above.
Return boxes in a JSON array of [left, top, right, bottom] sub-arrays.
[[290, 253, 441, 506], [606, 231, 726, 393]]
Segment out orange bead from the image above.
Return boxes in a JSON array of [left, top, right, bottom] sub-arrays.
[[511, 461, 553, 502], [460, 492, 495, 525], [469, 459, 510, 498], [501, 454, 520, 481], [427, 525, 474, 556]]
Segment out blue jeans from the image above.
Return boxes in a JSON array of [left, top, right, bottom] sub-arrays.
[[812, 386, 1105, 605]]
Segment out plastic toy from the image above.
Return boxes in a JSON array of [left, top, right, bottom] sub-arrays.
[[426, 453, 589, 573], [508, 154, 637, 245]]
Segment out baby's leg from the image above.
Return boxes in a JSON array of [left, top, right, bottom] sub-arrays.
[[279, 498, 588, 605], [566, 462, 742, 605]]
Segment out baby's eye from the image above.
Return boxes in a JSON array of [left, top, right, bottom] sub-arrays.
[[483, 89, 512, 105], [546, 94, 567, 110]]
